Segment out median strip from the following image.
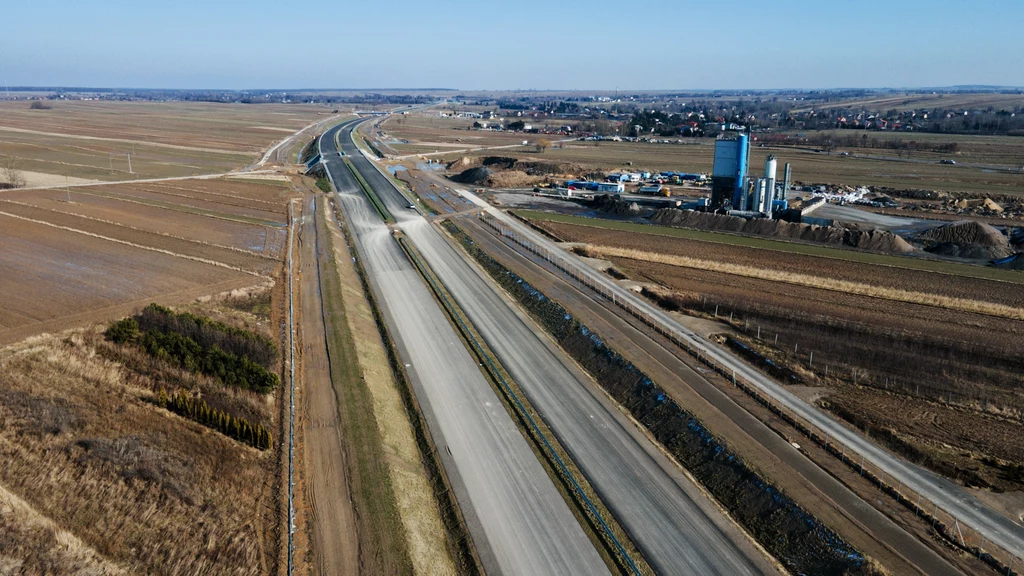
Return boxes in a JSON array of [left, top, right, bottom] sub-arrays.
[[343, 158, 393, 223]]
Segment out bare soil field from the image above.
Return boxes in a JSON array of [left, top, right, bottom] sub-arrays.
[[0, 176, 292, 345], [0, 128, 251, 181], [0, 101, 331, 181], [17, 169, 99, 187], [0, 323, 279, 574], [0, 200, 273, 274], [0, 101, 326, 152], [0, 216, 254, 330], [380, 113, 545, 153], [3, 179, 289, 256], [538, 220, 1024, 307], [793, 93, 1024, 114], [530, 218, 1024, 492]]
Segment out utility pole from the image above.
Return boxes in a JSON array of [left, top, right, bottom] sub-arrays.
[[64, 173, 70, 203], [127, 153, 133, 174]]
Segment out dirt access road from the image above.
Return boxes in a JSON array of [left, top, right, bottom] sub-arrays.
[[295, 193, 359, 575]]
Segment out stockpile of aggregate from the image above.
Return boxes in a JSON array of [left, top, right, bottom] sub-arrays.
[[918, 220, 1014, 260], [591, 195, 644, 216], [649, 209, 916, 253], [449, 166, 492, 185]]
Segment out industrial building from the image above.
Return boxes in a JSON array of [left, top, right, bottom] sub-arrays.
[[710, 134, 749, 210], [709, 134, 792, 217]]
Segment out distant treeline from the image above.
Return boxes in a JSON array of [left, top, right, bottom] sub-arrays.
[[107, 304, 280, 394], [761, 133, 962, 154]]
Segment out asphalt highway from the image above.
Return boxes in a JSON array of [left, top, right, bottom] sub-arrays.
[[456, 186, 1024, 562], [320, 119, 608, 576], [336, 120, 777, 574]]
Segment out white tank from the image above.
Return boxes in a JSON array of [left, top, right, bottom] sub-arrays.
[[764, 155, 777, 201]]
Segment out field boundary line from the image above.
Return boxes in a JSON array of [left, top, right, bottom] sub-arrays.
[[0, 125, 250, 155], [0, 198, 279, 261], [0, 210, 267, 278]]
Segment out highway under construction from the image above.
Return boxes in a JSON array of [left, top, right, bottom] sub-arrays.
[[317, 115, 1024, 576]]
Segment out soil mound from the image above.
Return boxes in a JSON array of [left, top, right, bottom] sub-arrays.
[[445, 156, 477, 170], [917, 220, 1014, 259], [928, 242, 1013, 260], [919, 220, 1007, 247], [487, 170, 542, 188], [449, 166, 492, 185], [477, 156, 583, 177], [591, 195, 644, 216], [649, 209, 915, 253], [481, 156, 518, 169]]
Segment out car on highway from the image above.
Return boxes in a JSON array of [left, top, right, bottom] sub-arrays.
[[940, 159, 956, 164]]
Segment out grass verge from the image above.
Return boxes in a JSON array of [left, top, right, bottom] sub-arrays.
[[313, 201, 412, 574], [331, 209, 482, 575]]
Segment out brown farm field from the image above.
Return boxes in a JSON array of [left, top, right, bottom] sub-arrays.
[[0, 177, 291, 345], [379, 112, 547, 154], [0, 100, 333, 180], [531, 217, 1024, 494]]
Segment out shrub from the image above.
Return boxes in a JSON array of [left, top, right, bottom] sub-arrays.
[[106, 317, 140, 344], [157, 389, 271, 450], [107, 305, 280, 393]]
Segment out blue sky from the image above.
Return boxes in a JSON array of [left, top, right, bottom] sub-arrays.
[[2, 0, 1021, 90]]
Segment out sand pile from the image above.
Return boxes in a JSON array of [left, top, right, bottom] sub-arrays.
[[918, 220, 1014, 259], [919, 220, 1008, 246], [983, 198, 1004, 213], [650, 209, 916, 253], [445, 156, 478, 170]]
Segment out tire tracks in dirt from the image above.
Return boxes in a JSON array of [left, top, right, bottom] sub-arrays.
[[294, 194, 360, 576]]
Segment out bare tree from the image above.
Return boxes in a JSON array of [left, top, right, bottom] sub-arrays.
[[2, 156, 26, 189], [535, 138, 552, 153]]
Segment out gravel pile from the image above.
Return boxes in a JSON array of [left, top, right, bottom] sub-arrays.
[[649, 209, 916, 253]]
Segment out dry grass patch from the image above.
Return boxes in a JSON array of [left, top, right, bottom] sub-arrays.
[[0, 482, 126, 575], [0, 328, 277, 574], [583, 244, 1024, 321], [327, 206, 456, 575]]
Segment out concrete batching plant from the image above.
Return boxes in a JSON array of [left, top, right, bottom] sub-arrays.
[[710, 135, 792, 216], [709, 134, 749, 210]]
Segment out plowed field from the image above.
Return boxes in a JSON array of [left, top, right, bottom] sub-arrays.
[[538, 220, 1024, 307], [0, 176, 291, 345]]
